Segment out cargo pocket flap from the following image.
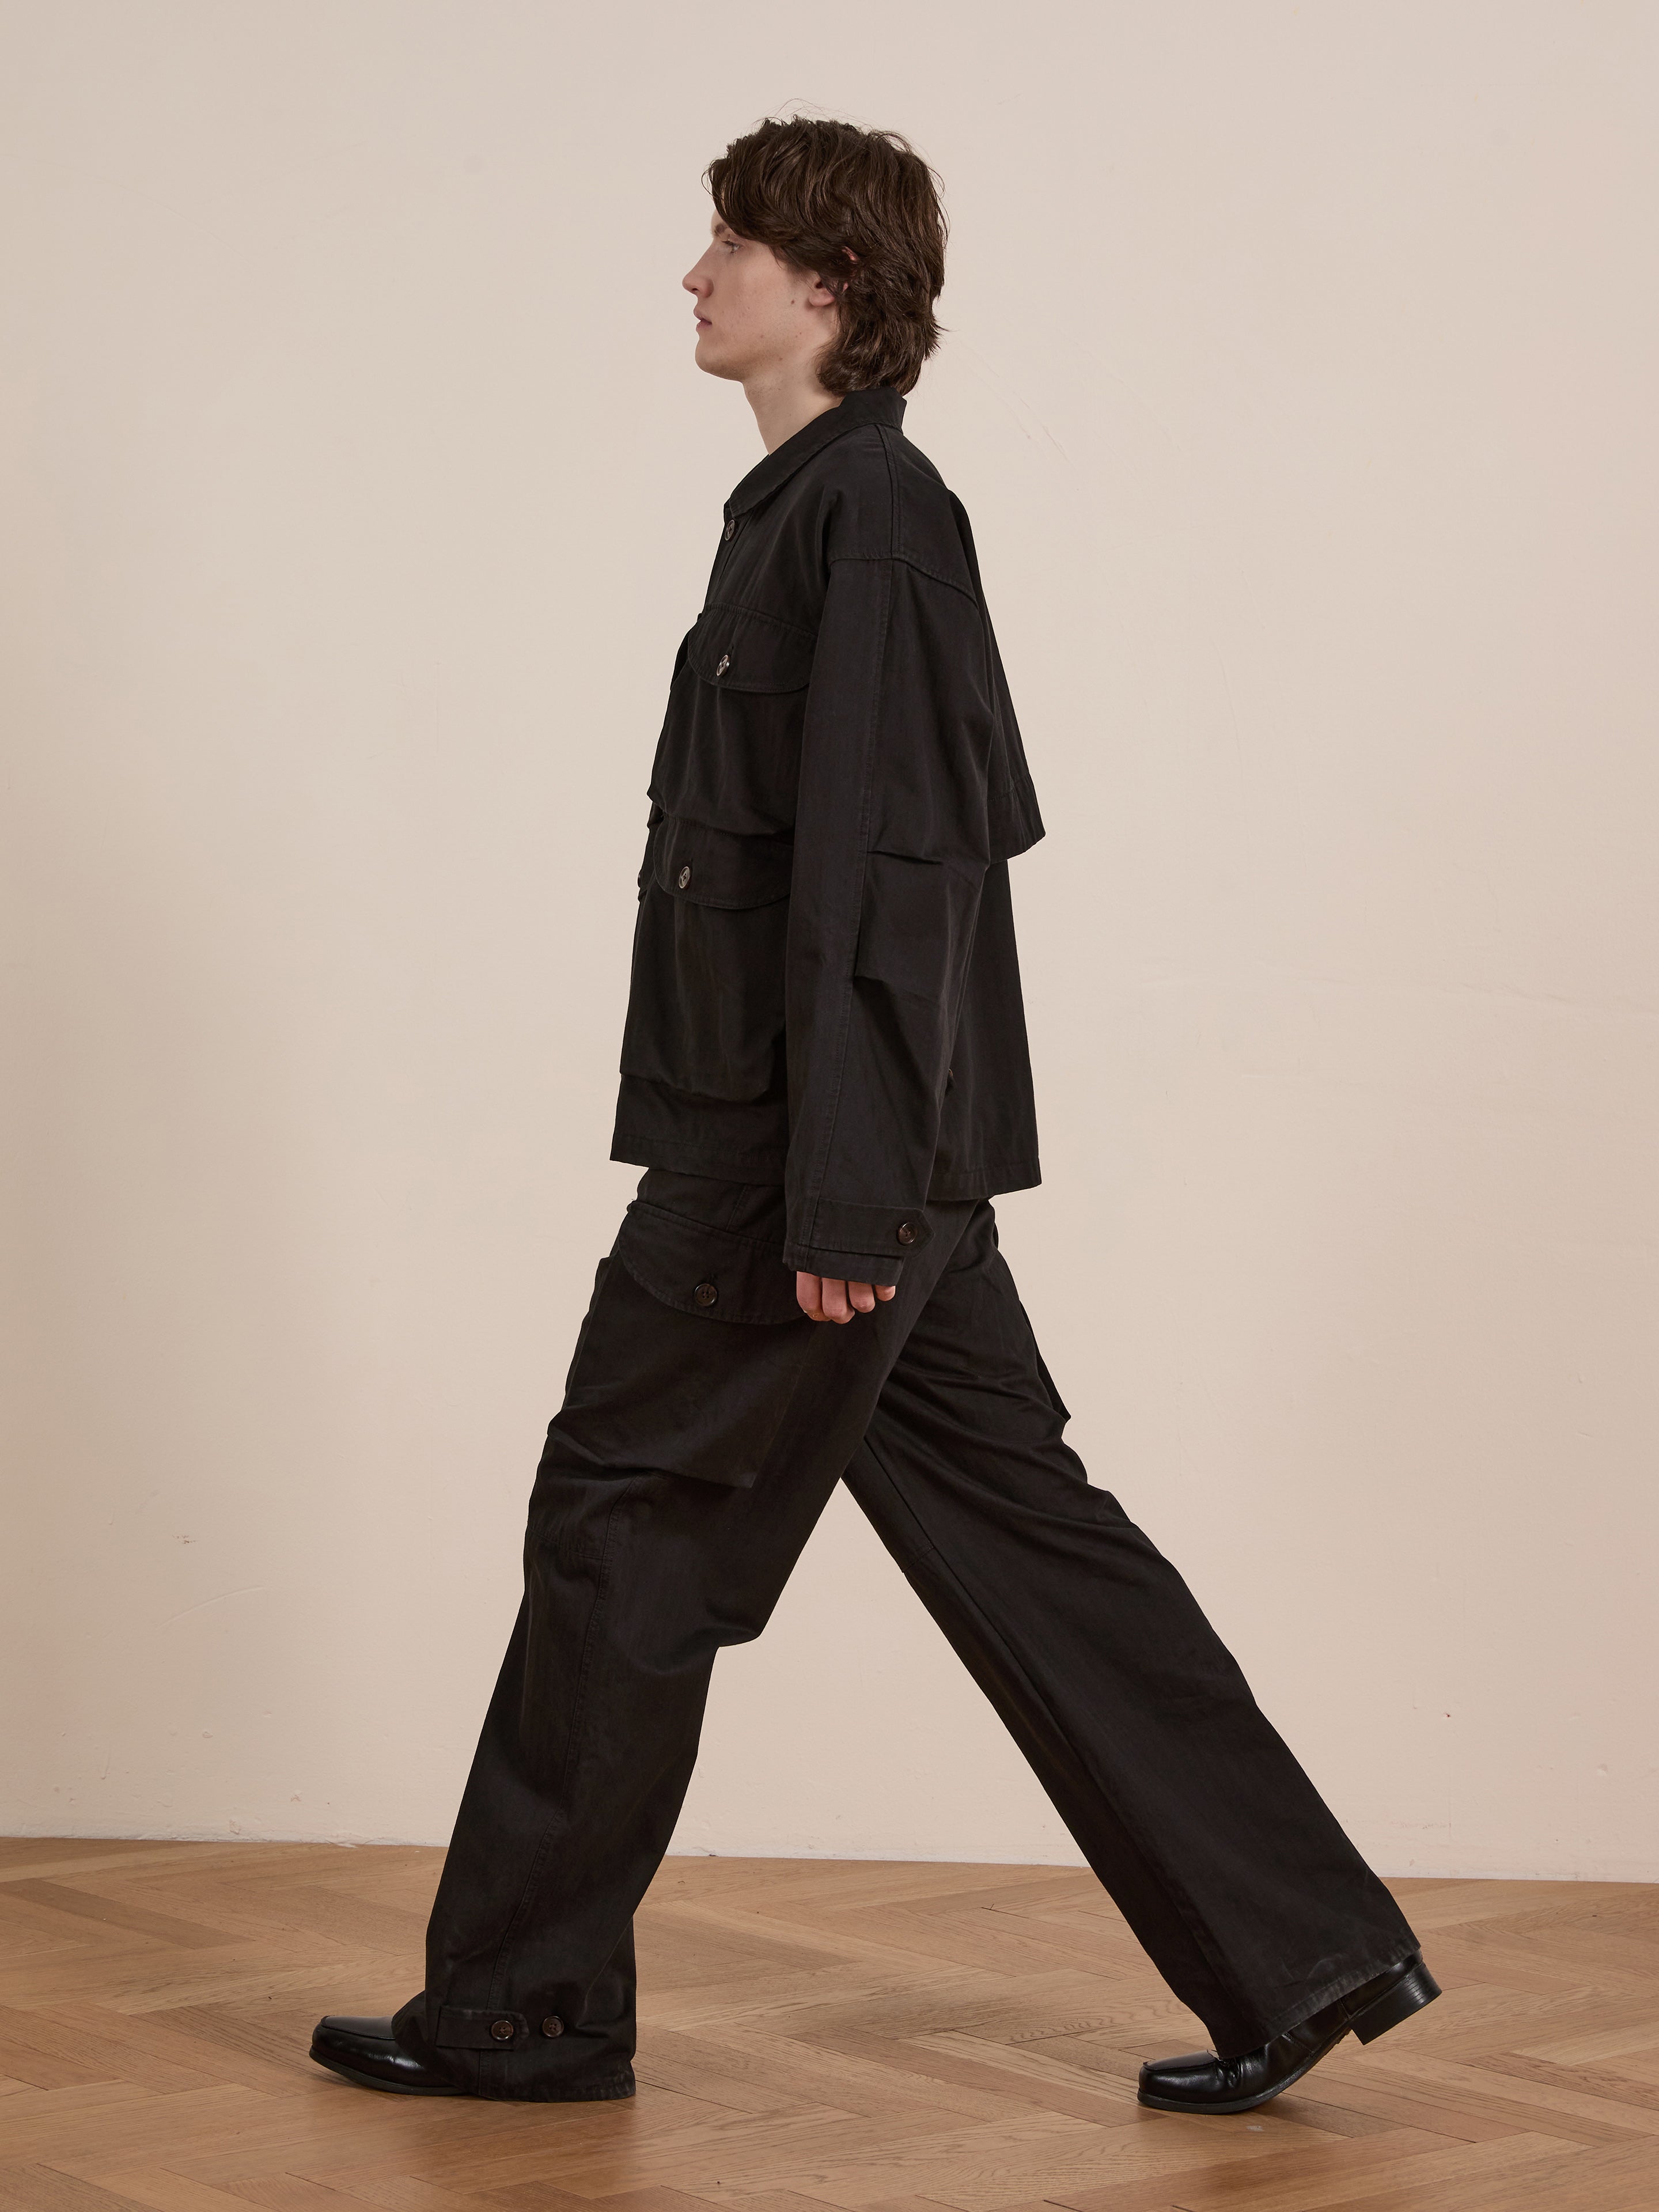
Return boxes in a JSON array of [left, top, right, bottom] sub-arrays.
[[652, 817, 794, 910], [616, 1199, 805, 1324]]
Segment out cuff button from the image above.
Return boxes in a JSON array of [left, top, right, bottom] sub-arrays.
[[896, 1221, 919, 1246], [490, 2018, 516, 2041]]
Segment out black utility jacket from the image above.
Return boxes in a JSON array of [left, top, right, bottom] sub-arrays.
[[609, 385, 1045, 1285]]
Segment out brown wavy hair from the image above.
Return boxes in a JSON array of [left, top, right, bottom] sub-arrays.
[[705, 118, 947, 396]]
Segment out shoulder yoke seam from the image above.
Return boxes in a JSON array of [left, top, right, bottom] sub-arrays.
[[826, 550, 980, 605]]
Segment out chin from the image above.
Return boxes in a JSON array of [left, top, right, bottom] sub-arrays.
[[693, 337, 748, 384]]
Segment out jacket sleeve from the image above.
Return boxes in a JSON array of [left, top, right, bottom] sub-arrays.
[[781, 552, 996, 1282]]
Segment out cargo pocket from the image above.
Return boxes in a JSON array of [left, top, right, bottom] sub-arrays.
[[547, 1199, 813, 1488], [853, 851, 980, 1002], [618, 817, 794, 1103]]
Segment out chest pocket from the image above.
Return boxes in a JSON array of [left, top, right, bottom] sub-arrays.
[[649, 607, 817, 833], [619, 816, 796, 1103], [685, 605, 816, 694]]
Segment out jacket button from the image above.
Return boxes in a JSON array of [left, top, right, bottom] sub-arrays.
[[677, 863, 692, 889], [723, 517, 736, 540], [896, 1221, 919, 1246], [695, 1281, 718, 1306], [541, 2015, 564, 2037], [490, 2018, 515, 2041], [715, 653, 730, 677]]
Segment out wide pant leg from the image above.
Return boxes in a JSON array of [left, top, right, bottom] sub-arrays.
[[416, 1173, 979, 2098], [843, 1202, 1420, 2058]]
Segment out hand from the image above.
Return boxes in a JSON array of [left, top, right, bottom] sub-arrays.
[[796, 1272, 898, 1323]]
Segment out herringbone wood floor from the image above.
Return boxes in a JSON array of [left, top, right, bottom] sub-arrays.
[[0, 1843, 1656, 2210]]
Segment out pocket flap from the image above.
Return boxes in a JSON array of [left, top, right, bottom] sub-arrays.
[[687, 605, 816, 694], [652, 817, 794, 910], [616, 1199, 804, 1324]]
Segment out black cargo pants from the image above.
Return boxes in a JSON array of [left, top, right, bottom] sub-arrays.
[[407, 1168, 1419, 2100]]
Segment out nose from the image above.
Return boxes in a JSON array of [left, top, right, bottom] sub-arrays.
[[684, 263, 710, 299]]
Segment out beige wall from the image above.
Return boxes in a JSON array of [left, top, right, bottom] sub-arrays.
[[3, 1, 1656, 1881]]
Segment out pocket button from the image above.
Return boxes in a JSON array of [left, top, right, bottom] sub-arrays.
[[490, 2019, 515, 2041], [542, 2015, 564, 2037], [695, 1281, 718, 1307], [677, 864, 692, 889]]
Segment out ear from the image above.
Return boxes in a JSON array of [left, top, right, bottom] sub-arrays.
[[812, 249, 857, 306]]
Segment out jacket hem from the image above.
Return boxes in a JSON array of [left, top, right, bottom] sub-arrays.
[[928, 1157, 1041, 1200], [613, 1132, 1041, 1207], [611, 1129, 788, 1181]]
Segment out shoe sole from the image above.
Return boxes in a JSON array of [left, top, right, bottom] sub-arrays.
[[1138, 1958, 1442, 2116], [309, 2044, 466, 2096]]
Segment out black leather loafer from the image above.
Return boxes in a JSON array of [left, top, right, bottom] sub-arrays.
[[1138, 1953, 1441, 2115], [309, 2013, 465, 2096]]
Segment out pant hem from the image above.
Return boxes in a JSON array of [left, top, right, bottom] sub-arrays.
[[1219, 1942, 1423, 2061], [478, 2067, 637, 2103]]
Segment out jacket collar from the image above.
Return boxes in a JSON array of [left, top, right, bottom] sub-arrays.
[[725, 385, 906, 517]]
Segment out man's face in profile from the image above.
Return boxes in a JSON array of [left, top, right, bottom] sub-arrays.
[[683, 215, 835, 385]]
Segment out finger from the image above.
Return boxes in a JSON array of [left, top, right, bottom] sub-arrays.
[[875, 1283, 897, 1301], [849, 1281, 876, 1313], [796, 1271, 827, 1321], [821, 1278, 853, 1324]]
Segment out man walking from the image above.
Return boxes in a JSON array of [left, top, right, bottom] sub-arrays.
[[311, 116, 1437, 2114]]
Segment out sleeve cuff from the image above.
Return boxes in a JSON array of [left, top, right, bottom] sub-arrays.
[[782, 1241, 905, 1288], [783, 1200, 935, 1285]]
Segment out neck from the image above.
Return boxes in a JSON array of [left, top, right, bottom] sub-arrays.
[[743, 363, 842, 454]]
